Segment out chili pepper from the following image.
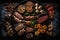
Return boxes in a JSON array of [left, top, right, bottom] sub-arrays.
[[45, 4, 55, 19]]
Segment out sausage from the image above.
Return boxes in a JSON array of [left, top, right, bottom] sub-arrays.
[[24, 16, 37, 20], [37, 15, 48, 23], [13, 15, 20, 22], [18, 28, 25, 36], [13, 15, 25, 22], [14, 12, 23, 19], [15, 23, 24, 31], [26, 27, 33, 33]]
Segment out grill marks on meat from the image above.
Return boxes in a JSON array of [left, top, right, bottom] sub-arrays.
[[37, 15, 48, 23]]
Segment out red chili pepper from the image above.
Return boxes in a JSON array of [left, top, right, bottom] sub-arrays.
[[45, 4, 50, 9], [45, 4, 55, 19], [47, 6, 54, 11], [45, 4, 54, 11]]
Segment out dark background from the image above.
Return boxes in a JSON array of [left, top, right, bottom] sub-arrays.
[[0, 0, 60, 40]]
